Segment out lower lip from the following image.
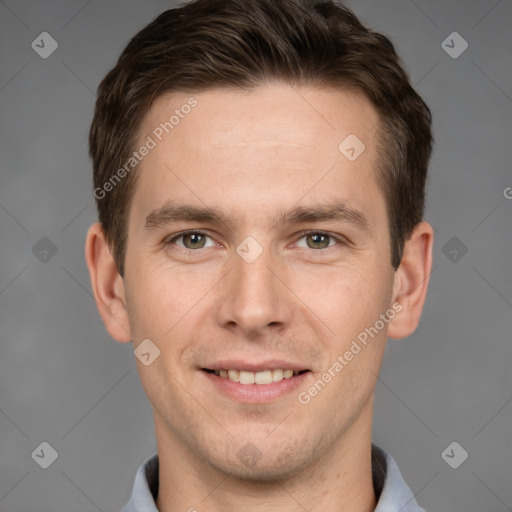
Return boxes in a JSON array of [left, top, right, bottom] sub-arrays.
[[202, 370, 311, 403]]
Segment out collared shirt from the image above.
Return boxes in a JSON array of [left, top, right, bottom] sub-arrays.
[[121, 443, 425, 511]]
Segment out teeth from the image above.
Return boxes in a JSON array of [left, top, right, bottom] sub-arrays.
[[255, 370, 272, 384], [272, 369, 283, 382], [214, 368, 302, 385], [228, 369, 239, 382], [239, 370, 255, 384]]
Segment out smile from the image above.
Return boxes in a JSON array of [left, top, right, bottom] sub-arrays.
[[204, 368, 309, 385], [201, 366, 312, 403]]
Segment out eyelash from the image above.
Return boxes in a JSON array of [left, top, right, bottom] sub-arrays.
[[164, 229, 347, 253]]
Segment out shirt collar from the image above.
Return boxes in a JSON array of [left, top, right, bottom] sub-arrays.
[[121, 443, 425, 512]]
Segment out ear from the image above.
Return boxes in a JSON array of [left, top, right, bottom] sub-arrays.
[[85, 222, 132, 343], [387, 221, 434, 339]]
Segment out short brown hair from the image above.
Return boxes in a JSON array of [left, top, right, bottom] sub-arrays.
[[89, 0, 433, 276]]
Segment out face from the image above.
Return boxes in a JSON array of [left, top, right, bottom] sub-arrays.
[[117, 84, 401, 478]]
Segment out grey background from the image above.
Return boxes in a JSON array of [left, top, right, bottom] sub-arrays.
[[1, 0, 511, 510]]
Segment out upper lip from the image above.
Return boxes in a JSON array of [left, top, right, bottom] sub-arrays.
[[202, 359, 310, 372]]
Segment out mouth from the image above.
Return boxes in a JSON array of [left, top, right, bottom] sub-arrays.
[[200, 363, 312, 403], [202, 368, 310, 385]]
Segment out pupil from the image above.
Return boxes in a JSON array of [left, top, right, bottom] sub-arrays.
[[185, 233, 204, 248], [309, 233, 329, 249]]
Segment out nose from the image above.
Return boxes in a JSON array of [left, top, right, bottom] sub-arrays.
[[215, 237, 295, 338]]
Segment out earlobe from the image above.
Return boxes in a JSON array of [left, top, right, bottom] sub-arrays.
[[387, 221, 434, 340], [85, 222, 132, 343]]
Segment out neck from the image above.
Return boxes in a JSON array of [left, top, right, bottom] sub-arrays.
[[154, 404, 377, 512]]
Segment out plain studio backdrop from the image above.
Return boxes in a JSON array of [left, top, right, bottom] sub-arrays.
[[0, 1, 511, 511]]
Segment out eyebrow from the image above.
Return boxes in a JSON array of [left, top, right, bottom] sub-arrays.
[[144, 200, 370, 233]]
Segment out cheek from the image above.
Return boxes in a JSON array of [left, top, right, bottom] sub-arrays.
[[293, 266, 394, 388], [297, 264, 389, 333], [123, 272, 169, 344], [124, 259, 219, 341]]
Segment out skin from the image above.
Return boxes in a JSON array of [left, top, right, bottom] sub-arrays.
[[85, 83, 433, 512]]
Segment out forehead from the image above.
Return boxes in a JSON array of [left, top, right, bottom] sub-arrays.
[[130, 84, 385, 233], [141, 83, 379, 154]]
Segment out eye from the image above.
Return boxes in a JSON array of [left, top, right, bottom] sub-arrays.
[[164, 229, 346, 253], [165, 230, 216, 250], [295, 230, 344, 250]]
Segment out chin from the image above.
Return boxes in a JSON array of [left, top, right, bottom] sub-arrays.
[[219, 457, 308, 482], [205, 436, 315, 482]]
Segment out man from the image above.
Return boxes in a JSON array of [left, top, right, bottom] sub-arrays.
[[85, 0, 433, 510]]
